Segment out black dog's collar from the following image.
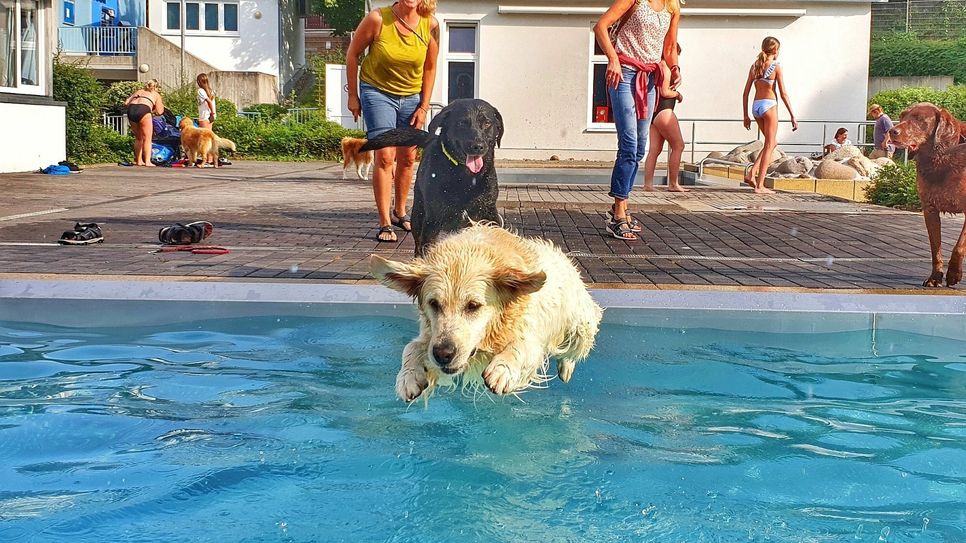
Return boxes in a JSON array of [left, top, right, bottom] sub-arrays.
[[440, 141, 460, 166]]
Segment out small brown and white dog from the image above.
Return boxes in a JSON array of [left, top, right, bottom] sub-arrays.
[[341, 136, 373, 180], [370, 223, 603, 402], [178, 118, 236, 167]]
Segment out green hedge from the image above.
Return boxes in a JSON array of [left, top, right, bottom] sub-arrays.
[[214, 115, 363, 161], [53, 59, 133, 164], [870, 34, 966, 83], [864, 160, 920, 210], [868, 85, 966, 121]]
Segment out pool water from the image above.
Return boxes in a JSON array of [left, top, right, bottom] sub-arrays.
[[0, 315, 964, 542]]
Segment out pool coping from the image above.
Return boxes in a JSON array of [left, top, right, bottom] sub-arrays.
[[2, 275, 966, 314]]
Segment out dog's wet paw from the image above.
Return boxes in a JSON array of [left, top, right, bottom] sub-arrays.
[[923, 271, 945, 288], [396, 367, 429, 402], [483, 362, 519, 395], [557, 359, 576, 383], [946, 265, 962, 287]]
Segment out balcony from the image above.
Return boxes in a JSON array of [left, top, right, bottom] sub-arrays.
[[58, 26, 138, 80]]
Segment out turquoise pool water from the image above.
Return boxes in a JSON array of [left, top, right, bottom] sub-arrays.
[[0, 314, 964, 542]]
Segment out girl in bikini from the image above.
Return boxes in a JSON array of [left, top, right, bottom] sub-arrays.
[[741, 36, 798, 194]]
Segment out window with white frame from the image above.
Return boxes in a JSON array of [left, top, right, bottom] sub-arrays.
[[165, 1, 238, 33], [445, 23, 477, 103], [588, 34, 613, 128], [0, 0, 43, 93]]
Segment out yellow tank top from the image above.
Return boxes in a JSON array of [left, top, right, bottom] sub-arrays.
[[359, 7, 431, 96]]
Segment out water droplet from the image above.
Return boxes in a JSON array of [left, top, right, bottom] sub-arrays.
[[472, 177, 477, 186], [290, 264, 299, 273], [825, 255, 835, 267], [921, 517, 930, 533], [431, 173, 437, 178], [595, 488, 602, 503], [878, 526, 890, 542], [277, 521, 288, 533]]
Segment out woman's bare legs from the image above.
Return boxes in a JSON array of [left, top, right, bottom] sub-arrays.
[[393, 145, 416, 230], [643, 122, 665, 192], [197, 119, 212, 129], [373, 147, 398, 241], [138, 114, 155, 167], [659, 111, 689, 192], [130, 122, 143, 165], [751, 108, 777, 194]]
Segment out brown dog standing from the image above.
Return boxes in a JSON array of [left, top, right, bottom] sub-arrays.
[[889, 102, 966, 287]]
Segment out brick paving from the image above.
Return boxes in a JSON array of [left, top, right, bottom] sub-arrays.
[[0, 160, 962, 292]]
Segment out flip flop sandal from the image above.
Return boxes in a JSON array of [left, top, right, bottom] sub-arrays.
[[59, 223, 103, 245], [376, 225, 397, 242], [158, 221, 214, 245], [391, 209, 412, 232], [605, 219, 638, 240], [605, 207, 643, 233]]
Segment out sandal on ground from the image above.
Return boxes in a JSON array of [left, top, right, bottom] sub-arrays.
[[391, 209, 412, 232], [158, 221, 214, 245], [376, 225, 397, 242], [605, 206, 643, 233], [59, 222, 103, 245], [605, 219, 638, 240]]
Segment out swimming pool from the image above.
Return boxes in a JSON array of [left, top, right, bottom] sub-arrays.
[[1, 282, 965, 542]]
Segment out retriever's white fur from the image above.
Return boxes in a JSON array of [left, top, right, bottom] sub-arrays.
[[370, 223, 603, 402]]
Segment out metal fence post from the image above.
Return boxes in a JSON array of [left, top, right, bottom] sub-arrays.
[[690, 121, 695, 163]]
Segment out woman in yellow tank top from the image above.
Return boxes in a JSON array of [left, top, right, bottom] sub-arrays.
[[346, 1, 440, 242]]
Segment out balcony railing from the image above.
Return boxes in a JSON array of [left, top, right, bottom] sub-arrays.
[[58, 26, 138, 56]]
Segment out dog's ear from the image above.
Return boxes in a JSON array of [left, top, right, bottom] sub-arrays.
[[933, 107, 961, 152], [370, 255, 426, 298], [493, 107, 504, 148], [427, 107, 450, 137], [493, 268, 546, 299]]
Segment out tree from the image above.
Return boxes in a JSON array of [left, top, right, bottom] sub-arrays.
[[316, 0, 366, 36]]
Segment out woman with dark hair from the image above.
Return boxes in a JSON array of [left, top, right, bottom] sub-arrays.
[[742, 36, 798, 194], [823, 127, 851, 156]]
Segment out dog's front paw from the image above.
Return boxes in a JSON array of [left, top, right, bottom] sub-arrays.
[[557, 359, 576, 383], [946, 264, 963, 287], [923, 270, 945, 288], [396, 366, 429, 402], [483, 362, 520, 395]]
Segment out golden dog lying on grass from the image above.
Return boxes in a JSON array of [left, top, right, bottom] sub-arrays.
[[370, 223, 603, 402]]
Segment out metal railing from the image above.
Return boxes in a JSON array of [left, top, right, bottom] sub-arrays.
[[58, 26, 137, 56], [678, 118, 878, 164], [102, 113, 128, 135]]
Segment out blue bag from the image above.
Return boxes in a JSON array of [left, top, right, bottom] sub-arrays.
[[42, 164, 71, 175], [151, 144, 174, 164]]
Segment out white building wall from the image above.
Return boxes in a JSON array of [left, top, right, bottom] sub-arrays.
[[433, 1, 872, 160], [0, 103, 67, 173], [148, 0, 280, 77]]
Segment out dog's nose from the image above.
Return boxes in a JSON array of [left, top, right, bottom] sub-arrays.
[[468, 142, 485, 154], [432, 341, 457, 367], [889, 128, 900, 139]]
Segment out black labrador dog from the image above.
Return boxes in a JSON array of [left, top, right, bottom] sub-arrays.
[[361, 98, 504, 256]]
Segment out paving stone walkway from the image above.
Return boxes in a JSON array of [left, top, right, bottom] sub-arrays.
[[0, 161, 960, 292]]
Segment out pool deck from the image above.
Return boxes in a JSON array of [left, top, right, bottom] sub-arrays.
[[0, 160, 962, 294]]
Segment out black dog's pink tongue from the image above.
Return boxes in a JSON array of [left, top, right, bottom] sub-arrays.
[[466, 155, 484, 174]]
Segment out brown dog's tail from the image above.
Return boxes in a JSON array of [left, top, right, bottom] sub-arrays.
[[215, 137, 236, 152]]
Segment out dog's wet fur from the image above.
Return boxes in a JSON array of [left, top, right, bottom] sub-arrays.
[[889, 102, 966, 287], [361, 99, 504, 256], [370, 223, 602, 402]]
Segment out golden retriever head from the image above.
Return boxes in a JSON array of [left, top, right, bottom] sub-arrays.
[[370, 226, 545, 377], [178, 118, 194, 131], [890, 102, 961, 153]]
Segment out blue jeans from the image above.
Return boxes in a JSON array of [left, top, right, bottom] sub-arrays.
[[359, 82, 421, 139], [608, 68, 657, 200]]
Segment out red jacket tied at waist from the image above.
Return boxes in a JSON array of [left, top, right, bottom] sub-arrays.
[[617, 54, 663, 120]]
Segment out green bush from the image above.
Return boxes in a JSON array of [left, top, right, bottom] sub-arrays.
[[869, 85, 966, 122], [105, 81, 143, 114], [214, 116, 363, 160], [161, 83, 197, 118], [242, 103, 289, 120], [865, 160, 920, 210], [870, 34, 966, 83], [53, 59, 127, 163]]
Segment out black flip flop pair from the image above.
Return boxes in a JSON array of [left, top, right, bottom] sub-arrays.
[[59, 223, 103, 245], [158, 221, 214, 245]]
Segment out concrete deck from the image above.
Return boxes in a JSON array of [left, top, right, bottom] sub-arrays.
[[0, 161, 960, 293]]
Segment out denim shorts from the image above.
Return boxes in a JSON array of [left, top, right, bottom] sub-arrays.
[[359, 82, 421, 140]]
